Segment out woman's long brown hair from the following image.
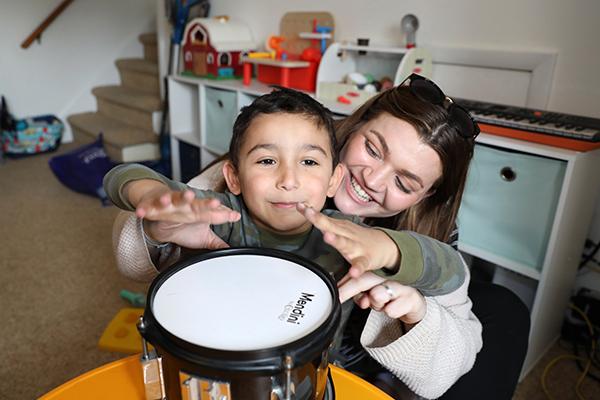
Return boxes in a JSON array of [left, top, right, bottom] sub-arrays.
[[335, 86, 475, 243]]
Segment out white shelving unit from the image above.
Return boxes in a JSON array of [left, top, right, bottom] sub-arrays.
[[168, 75, 274, 179]]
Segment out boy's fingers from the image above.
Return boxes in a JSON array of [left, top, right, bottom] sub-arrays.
[[298, 203, 346, 237], [159, 192, 173, 207], [207, 234, 231, 250]]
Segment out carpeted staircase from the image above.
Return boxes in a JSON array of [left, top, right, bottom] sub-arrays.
[[68, 33, 162, 162]]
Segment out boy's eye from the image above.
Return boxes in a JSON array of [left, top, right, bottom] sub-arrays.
[[301, 159, 319, 166], [257, 158, 276, 165], [365, 139, 381, 159], [395, 176, 412, 194]]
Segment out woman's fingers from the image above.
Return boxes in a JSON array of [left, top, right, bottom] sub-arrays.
[[364, 282, 427, 323], [338, 271, 385, 303]]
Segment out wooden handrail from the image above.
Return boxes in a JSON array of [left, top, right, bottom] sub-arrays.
[[21, 0, 75, 49]]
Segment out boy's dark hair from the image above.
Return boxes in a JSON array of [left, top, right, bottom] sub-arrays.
[[229, 87, 337, 169]]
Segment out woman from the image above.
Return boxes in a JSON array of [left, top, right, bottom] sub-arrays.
[[302, 74, 530, 400], [111, 75, 529, 399]]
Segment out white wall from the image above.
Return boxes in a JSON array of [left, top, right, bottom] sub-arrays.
[[0, 0, 156, 142], [210, 0, 600, 119], [210, 0, 600, 278]]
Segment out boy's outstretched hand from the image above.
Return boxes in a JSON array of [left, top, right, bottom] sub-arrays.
[[124, 180, 240, 249], [296, 203, 400, 278], [136, 187, 240, 225]]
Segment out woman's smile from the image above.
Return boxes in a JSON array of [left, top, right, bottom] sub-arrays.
[[348, 174, 373, 203]]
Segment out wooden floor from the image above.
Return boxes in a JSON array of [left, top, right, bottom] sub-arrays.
[[0, 143, 598, 399]]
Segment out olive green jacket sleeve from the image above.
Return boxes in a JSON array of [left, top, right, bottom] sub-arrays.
[[103, 163, 189, 211], [373, 228, 466, 296]]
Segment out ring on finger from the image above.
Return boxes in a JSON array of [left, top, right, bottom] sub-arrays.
[[381, 283, 395, 300]]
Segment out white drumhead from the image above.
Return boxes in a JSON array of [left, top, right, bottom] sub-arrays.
[[153, 254, 333, 351]]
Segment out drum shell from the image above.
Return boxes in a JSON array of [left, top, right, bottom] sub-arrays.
[[154, 344, 330, 400], [140, 248, 341, 400]]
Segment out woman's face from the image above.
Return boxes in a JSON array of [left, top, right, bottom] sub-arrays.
[[334, 112, 443, 218]]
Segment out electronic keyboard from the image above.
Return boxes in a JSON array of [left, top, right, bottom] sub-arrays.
[[455, 98, 600, 152]]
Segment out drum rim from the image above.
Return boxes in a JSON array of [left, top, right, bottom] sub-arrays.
[[140, 247, 342, 373]]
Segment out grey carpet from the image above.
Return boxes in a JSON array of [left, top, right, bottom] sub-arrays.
[[0, 142, 145, 399]]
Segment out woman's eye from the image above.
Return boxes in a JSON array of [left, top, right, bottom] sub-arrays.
[[365, 139, 381, 159], [395, 177, 412, 194], [301, 159, 319, 166], [257, 159, 276, 165]]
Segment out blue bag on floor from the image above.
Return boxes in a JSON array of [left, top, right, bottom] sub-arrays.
[[1, 97, 63, 157], [48, 134, 116, 205]]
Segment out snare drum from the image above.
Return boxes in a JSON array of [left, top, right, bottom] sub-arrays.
[[138, 248, 341, 400]]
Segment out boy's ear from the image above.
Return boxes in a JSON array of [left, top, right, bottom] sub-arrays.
[[222, 161, 241, 195], [326, 164, 345, 198]]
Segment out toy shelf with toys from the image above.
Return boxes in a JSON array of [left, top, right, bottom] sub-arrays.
[[169, 12, 433, 180], [316, 42, 432, 114]]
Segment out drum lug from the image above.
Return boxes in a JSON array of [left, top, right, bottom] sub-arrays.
[[283, 355, 295, 400], [180, 372, 231, 400], [138, 317, 166, 400], [270, 355, 296, 400], [140, 350, 166, 400]]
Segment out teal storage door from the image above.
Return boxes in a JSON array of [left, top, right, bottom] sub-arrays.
[[458, 144, 566, 271], [205, 87, 238, 154]]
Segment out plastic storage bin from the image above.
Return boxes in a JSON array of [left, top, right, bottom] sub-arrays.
[[458, 144, 566, 272], [204, 87, 237, 154]]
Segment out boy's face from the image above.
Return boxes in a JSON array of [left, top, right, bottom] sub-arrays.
[[223, 113, 342, 235]]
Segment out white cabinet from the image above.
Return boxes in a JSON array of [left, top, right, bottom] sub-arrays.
[[458, 134, 600, 377], [168, 75, 267, 179]]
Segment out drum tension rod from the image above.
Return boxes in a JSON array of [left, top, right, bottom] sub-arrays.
[[284, 355, 294, 400]]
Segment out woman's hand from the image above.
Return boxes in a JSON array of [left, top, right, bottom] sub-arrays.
[[296, 203, 399, 278], [338, 272, 427, 325]]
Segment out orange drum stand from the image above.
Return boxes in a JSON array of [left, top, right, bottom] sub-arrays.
[[40, 354, 393, 399]]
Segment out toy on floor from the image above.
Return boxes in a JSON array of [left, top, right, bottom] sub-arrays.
[[119, 289, 146, 307], [98, 307, 148, 354]]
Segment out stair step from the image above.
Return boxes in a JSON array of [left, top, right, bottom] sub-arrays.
[[93, 85, 161, 112], [138, 33, 157, 45], [68, 112, 159, 162], [139, 33, 157, 62], [116, 58, 159, 94], [116, 58, 158, 75], [93, 86, 162, 131]]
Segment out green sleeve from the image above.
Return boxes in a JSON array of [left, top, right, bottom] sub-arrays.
[[103, 163, 235, 244], [374, 229, 466, 296], [103, 163, 188, 210]]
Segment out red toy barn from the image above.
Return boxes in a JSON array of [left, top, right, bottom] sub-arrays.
[[182, 16, 255, 79]]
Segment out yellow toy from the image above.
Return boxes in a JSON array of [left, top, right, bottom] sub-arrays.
[[98, 307, 149, 354]]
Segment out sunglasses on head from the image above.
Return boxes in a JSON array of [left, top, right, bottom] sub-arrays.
[[400, 73, 480, 139]]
